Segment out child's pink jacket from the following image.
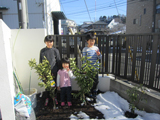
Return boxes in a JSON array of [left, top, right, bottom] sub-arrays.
[[56, 69, 73, 88]]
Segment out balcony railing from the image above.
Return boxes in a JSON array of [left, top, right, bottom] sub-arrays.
[[52, 33, 160, 91]]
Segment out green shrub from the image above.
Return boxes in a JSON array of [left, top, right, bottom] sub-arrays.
[[28, 57, 56, 108], [126, 84, 146, 114], [70, 56, 100, 105]]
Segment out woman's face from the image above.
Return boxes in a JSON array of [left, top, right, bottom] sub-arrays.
[[45, 41, 53, 48], [62, 63, 69, 69]]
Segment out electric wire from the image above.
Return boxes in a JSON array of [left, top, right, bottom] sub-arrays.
[[114, 0, 120, 15], [84, 0, 92, 22]]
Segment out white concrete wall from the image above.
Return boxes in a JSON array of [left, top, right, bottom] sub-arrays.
[[0, 19, 15, 120], [11, 29, 46, 93]]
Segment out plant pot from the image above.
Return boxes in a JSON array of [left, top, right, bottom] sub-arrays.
[[23, 88, 37, 109], [124, 111, 138, 118]]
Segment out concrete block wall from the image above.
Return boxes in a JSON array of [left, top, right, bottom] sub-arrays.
[[110, 78, 160, 114]]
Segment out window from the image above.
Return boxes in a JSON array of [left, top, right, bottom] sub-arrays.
[[133, 19, 138, 24], [156, 4, 160, 14], [144, 8, 146, 14], [139, 15, 142, 26], [0, 12, 2, 19]]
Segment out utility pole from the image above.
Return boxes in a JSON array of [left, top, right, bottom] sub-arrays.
[[152, 0, 156, 32], [17, 0, 28, 29]]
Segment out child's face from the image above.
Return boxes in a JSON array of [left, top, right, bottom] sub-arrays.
[[45, 41, 53, 48], [62, 63, 69, 69], [87, 39, 95, 47]]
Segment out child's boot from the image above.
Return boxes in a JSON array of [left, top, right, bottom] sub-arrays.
[[61, 102, 65, 106], [67, 102, 72, 106], [45, 98, 49, 106]]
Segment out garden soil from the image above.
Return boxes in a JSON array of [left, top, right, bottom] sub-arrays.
[[34, 91, 105, 120]]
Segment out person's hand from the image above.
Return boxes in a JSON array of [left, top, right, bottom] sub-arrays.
[[57, 87, 60, 91], [66, 65, 70, 71], [96, 49, 100, 56]]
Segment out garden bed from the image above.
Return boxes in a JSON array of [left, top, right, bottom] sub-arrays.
[[34, 91, 105, 120]]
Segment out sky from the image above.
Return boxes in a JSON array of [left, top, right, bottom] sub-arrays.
[[60, 0, 127, 25], [70, 91, 160, 120]]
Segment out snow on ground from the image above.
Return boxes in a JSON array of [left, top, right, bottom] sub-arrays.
[[70, 91, 160, 120], [95, 91, 160, 120]]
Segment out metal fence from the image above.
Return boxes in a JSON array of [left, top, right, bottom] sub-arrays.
[[53, 34, 160, 91]]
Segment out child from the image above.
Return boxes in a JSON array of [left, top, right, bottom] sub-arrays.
[[57, 57, 73, 107], [39, 35, 61, 106], [82, 32, 102, 98]]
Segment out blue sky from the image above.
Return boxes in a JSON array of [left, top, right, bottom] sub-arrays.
[[60, 0, 127, 25]]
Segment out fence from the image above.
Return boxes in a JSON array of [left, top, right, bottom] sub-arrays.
[[52, 33, 160, 91]]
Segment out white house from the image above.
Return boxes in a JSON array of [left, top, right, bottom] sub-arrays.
[[0, 0, 66, 35], [107, 18, 122, 29], [61, 19, 77, 35]]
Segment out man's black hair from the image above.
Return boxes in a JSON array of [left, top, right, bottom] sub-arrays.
[[44, 35, 54, 42]]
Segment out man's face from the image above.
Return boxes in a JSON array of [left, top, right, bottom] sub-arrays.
[[45, 41, 53, 48], [87, 39, 95, 47]]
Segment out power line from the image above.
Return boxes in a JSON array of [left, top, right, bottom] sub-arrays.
[[66, 1, 127, 16], [114, 0, 120, 15], [84, 0, 92, 22], [64, 0, 140, 17]]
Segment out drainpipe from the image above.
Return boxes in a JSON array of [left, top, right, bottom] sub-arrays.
[[17, 0, 28, 29], [152, 0, 156, 32], [44, 0, 48, 35]]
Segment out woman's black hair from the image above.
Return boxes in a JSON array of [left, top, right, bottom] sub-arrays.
[[60, 57, 70, 69]]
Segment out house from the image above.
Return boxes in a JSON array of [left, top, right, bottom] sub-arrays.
[[126, 0, 160, 34], [61, 19, 77, 35], [0, 0, 66, 35], [88, 21, 108, 35], [79, 21, 108, 35], [108, 18, 126, 34], [108, 18, 122, 29], [79, 21, 93, 33]]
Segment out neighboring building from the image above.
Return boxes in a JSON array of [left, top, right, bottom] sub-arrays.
[[79, 21, 108, 35], [61, 19, 77, 35], [79, 21, 93, 33], [108, 18, 122, 29], [126, 0, 160, 34], [87, 21, 108, 35], [0, 0, 66, 35], [108, 18, 126, 34]]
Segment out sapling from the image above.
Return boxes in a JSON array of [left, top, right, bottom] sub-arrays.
[[70, 56, 100, 105], [126, 84, 146, 115], [28, 57, 56, 109]]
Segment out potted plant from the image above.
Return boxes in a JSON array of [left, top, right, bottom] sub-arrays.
[[125, 84, 147, 118], [70, 56, 100, 105], [28, 57, 56, 109]]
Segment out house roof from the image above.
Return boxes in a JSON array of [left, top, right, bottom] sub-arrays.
[[52, 11, 67, 20], [93, 21, 107, 25]]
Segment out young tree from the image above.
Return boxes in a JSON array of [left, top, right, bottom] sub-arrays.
[[28, 57, 57, 109], [70, 56, 100, 105]]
